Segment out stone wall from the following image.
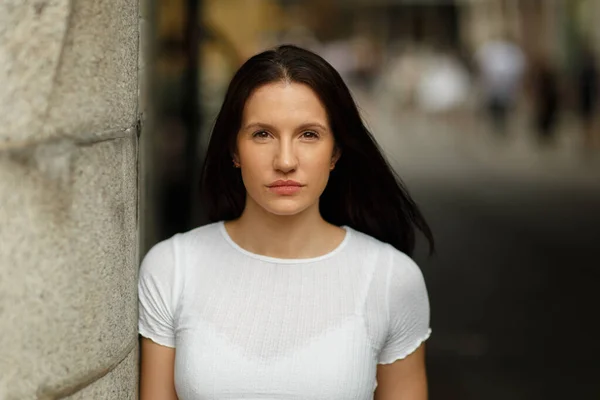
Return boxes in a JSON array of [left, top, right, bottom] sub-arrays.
[[0, 0, 141, 399]]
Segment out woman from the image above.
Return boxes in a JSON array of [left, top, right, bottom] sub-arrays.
[[139, 45, 434, 400]]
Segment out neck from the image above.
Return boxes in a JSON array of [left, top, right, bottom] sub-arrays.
[[225, 201, 344, 259]]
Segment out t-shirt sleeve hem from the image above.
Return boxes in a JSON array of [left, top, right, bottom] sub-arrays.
[[139, 326, 176, 348], [377, 328, 432, 365]]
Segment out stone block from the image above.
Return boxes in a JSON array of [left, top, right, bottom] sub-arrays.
[[138, 18, 150, 119], [0, 136, 138, 399], [66, 346, 139, 400], [0, 0, 138, 144], [0, 0, 71, 143]]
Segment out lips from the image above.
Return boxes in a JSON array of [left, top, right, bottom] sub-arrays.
[[267, 180, 304, 195], [268, 180, 303, 188]]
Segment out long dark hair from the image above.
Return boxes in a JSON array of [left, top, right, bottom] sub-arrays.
[[200, 45, 434, 257]]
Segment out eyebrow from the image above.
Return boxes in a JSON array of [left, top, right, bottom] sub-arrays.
[[243, 122, 329, 132]]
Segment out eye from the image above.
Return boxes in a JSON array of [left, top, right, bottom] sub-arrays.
[[301, 131, 319, 140], [252, 130, 270, 139]]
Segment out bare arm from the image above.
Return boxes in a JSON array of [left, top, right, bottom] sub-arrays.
[[374, 343, 428, 400], [140, 337, 178, 400]]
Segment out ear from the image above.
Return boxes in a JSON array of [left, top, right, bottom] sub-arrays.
[[230, 147, 241, 168], [330, 147, 341, 170], [230, 142, 240, 163]]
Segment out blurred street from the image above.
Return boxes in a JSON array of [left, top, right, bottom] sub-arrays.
[[355, 90, 600, 399], [149, 0, 600, 398]]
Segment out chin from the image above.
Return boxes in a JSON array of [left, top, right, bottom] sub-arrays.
[[263, 198, 312, 217]]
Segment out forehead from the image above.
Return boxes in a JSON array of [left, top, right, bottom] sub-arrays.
[[242, 82, 328, 124]]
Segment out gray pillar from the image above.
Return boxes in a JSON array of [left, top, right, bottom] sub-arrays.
[[0, 0, 142, 398]]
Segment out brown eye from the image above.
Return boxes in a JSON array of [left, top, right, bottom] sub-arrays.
[[252, 130, 270, 139], [301, 131, 319, 139]]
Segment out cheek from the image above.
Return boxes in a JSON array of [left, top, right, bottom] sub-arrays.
[[238, 144, 269, 174], [238, 147, 275, 197], [301, 146, 334, 170], [240, 159, 265, 188], [299, 149, 335, 187]]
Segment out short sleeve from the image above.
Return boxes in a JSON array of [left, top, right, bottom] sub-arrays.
[[378, 250, 431, 364], [138, 237, 178, 348]]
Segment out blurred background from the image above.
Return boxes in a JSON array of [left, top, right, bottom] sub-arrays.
[[144, 0, 600, 399]]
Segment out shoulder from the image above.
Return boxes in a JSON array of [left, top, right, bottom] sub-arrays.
[[345, 227, 393, 256], [140, 222, 225, 278], [347, 227, 420, 271], [170, 221, 224, 251], [347, 227, 425, 291], [356, 229, 431, 362]]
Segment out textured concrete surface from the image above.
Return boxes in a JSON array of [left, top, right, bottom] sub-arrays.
[[65, 346, 139, 400], [137, 0, 160, 254], [0, 0, 71, 143], [0, 137, 138, 399], [1, 0, 141, 397], [0, 0, 138, 144], [138, 18, 149, 122]]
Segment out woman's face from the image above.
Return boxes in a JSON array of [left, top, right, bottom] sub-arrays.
[[235, 81, 339, 217]]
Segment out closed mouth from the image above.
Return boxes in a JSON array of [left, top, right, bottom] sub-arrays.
[[267, 180, 304, 188]]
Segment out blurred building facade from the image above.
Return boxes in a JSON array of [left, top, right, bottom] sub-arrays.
[[0, 0, 143, 398], [461, 0, 600, 67]]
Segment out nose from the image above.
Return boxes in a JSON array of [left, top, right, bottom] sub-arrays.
[[273, 139, 298, 173]]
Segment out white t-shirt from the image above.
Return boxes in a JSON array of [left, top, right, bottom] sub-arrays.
[[138, 222, 431, 400]]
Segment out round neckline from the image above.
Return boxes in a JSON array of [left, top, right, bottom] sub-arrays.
[[218, 221, 352, 264]]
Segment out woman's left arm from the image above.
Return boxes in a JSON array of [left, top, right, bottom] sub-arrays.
[[374, 343, 428, 400]]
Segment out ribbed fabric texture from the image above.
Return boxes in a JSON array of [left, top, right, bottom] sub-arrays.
[[139, 222, 431, 400]]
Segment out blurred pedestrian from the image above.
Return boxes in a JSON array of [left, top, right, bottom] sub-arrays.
[[138, 45, 434, 400], [320, 39, 357, 83], [380, 42, 425, 111], [530, 55, 560, 144], [475, 35, 526, 134], [577, 44, 599, 150], [416, 47, 471, 115]]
